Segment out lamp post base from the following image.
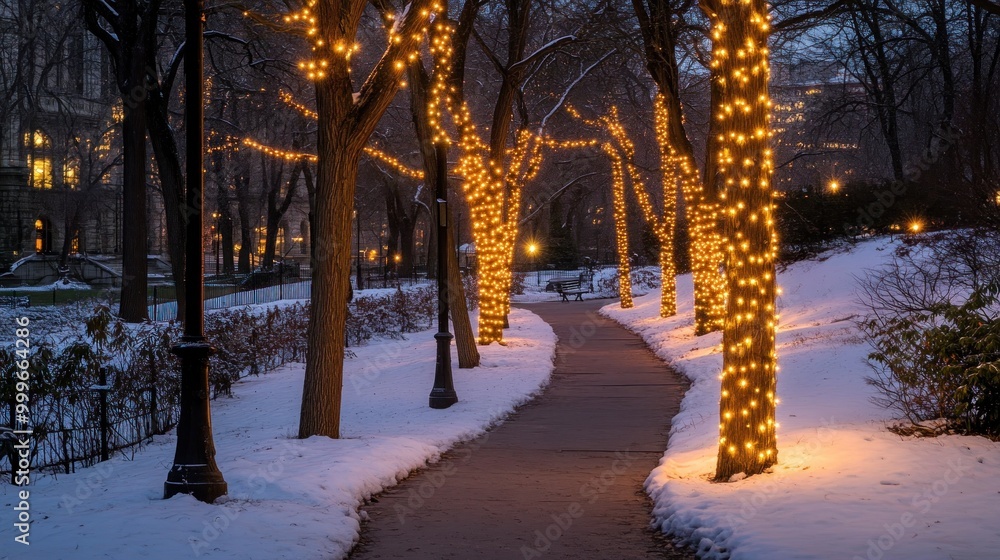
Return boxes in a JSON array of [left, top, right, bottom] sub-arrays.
[[429, 332, 458, 409], [164, 339, 227, 502]]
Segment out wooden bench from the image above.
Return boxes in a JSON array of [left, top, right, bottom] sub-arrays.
[[555, 278, 589, 302]]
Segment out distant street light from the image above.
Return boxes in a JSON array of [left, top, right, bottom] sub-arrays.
[[828, 180, 840, 193], [909, 220, 923, 234], [527, 242, 539, 285]]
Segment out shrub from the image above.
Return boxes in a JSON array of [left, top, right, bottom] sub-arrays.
[[594, 267, 660, 297], [859, 230, 1000, 437], [510, 271, 527, 296]]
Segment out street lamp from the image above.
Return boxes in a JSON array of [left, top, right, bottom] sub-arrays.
[[827, 180, 840, 193], [527, 242, 539, 285], [429, 137, 457, 409], [165, 0, 226, 503]]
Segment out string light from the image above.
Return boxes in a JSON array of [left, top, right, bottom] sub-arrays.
[[243, 138, 317, 162], [279, 90, 318, 119], [427, 19, 598, 344], [605, 142, 633, 308], [600, 105, 676, 316], [243, 137, 426, 180], [709, 0, 779, 480]]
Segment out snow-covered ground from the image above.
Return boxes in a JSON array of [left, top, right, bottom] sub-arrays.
[[0, 279, 94, 292], [0, 307, 555, 560], [510, 265, 656, 303], [602, 238, 1000, 560]]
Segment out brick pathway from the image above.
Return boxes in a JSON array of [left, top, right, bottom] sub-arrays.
[[349, 300, 694, 560]]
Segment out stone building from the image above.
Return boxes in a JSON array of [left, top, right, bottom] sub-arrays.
[[0, 2, 121, 273]]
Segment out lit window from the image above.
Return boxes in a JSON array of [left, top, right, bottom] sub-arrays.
[[24, 131, 53, 189], [64, 157, 80, 188], [35, 219, 46, 252]]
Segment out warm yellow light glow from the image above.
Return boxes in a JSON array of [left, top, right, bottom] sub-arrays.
[[527, 243, 538, 256], [909, 220, 922, 233], [711, 0, 778, 479]]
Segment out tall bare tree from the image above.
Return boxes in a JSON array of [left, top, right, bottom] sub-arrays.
[[83, 0, 157, 321], [299, 0, 436, 439]]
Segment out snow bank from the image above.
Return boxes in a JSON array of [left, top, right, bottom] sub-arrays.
[[602, 238, 1000, 560], [0, 307, 555, 559]]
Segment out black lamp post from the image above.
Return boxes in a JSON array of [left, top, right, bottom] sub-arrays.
[[429, 143, 457, 409], [164, 0, 227, 502]]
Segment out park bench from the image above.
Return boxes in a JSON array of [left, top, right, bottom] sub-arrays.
[[0, 296, 29, 308], [554, 277, 590, 302], [544, 276, 580, 292]]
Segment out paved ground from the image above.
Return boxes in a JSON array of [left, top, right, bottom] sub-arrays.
[[349, 299, 694, 560]]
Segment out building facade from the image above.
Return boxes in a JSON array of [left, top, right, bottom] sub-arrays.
[[0, 2, 121, 271]]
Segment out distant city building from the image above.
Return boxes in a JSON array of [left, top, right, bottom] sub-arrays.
[[0, 5, 121, 270], [770, 60, 868, 191]]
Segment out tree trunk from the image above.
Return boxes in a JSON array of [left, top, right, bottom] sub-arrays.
[[236, 173, 253, 274], [145, 94, 187, 322], [607, 146, 633, 308], [407, 50, 477, 363], [58, 207, 81, 270], [299, 0, 437, 440], [262, 158, 299, 270], [221, 215, 235, 275], [706, 0, 778, 481], [445, 183, 480, 368], [300, 134, 356, 439], [634, 0, 725, 333], [119, 102, 149, 322]]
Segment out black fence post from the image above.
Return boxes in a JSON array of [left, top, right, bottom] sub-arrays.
[[250, 329, 259, 376], [92, 367, 110, 462], [149, 383, 159, 436], [52, 287, 56, 305], [152, 286, 158, 322]]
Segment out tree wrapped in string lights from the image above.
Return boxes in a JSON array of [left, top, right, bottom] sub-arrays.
[[284, 0, 440, 439], [703, 0, 780, 480], [604, 142, 634, 308], [426, 5, 588, 345], [601, 105, 676, 316], [634, 1, 727, 335], [424, 14, 521, 345]]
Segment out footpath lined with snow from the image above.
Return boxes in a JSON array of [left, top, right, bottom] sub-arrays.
[[602, 239, 1000, 560], [0, 308, 555, 560]]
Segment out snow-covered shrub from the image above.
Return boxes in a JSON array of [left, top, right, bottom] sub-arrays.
[[510, 272, 527, 296], [859, 230, 1000, 437], [462, 272, 478, 311], [594, 267, 660, 297]]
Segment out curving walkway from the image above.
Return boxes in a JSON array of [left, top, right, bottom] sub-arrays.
[[349, 300, 694, 560]]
